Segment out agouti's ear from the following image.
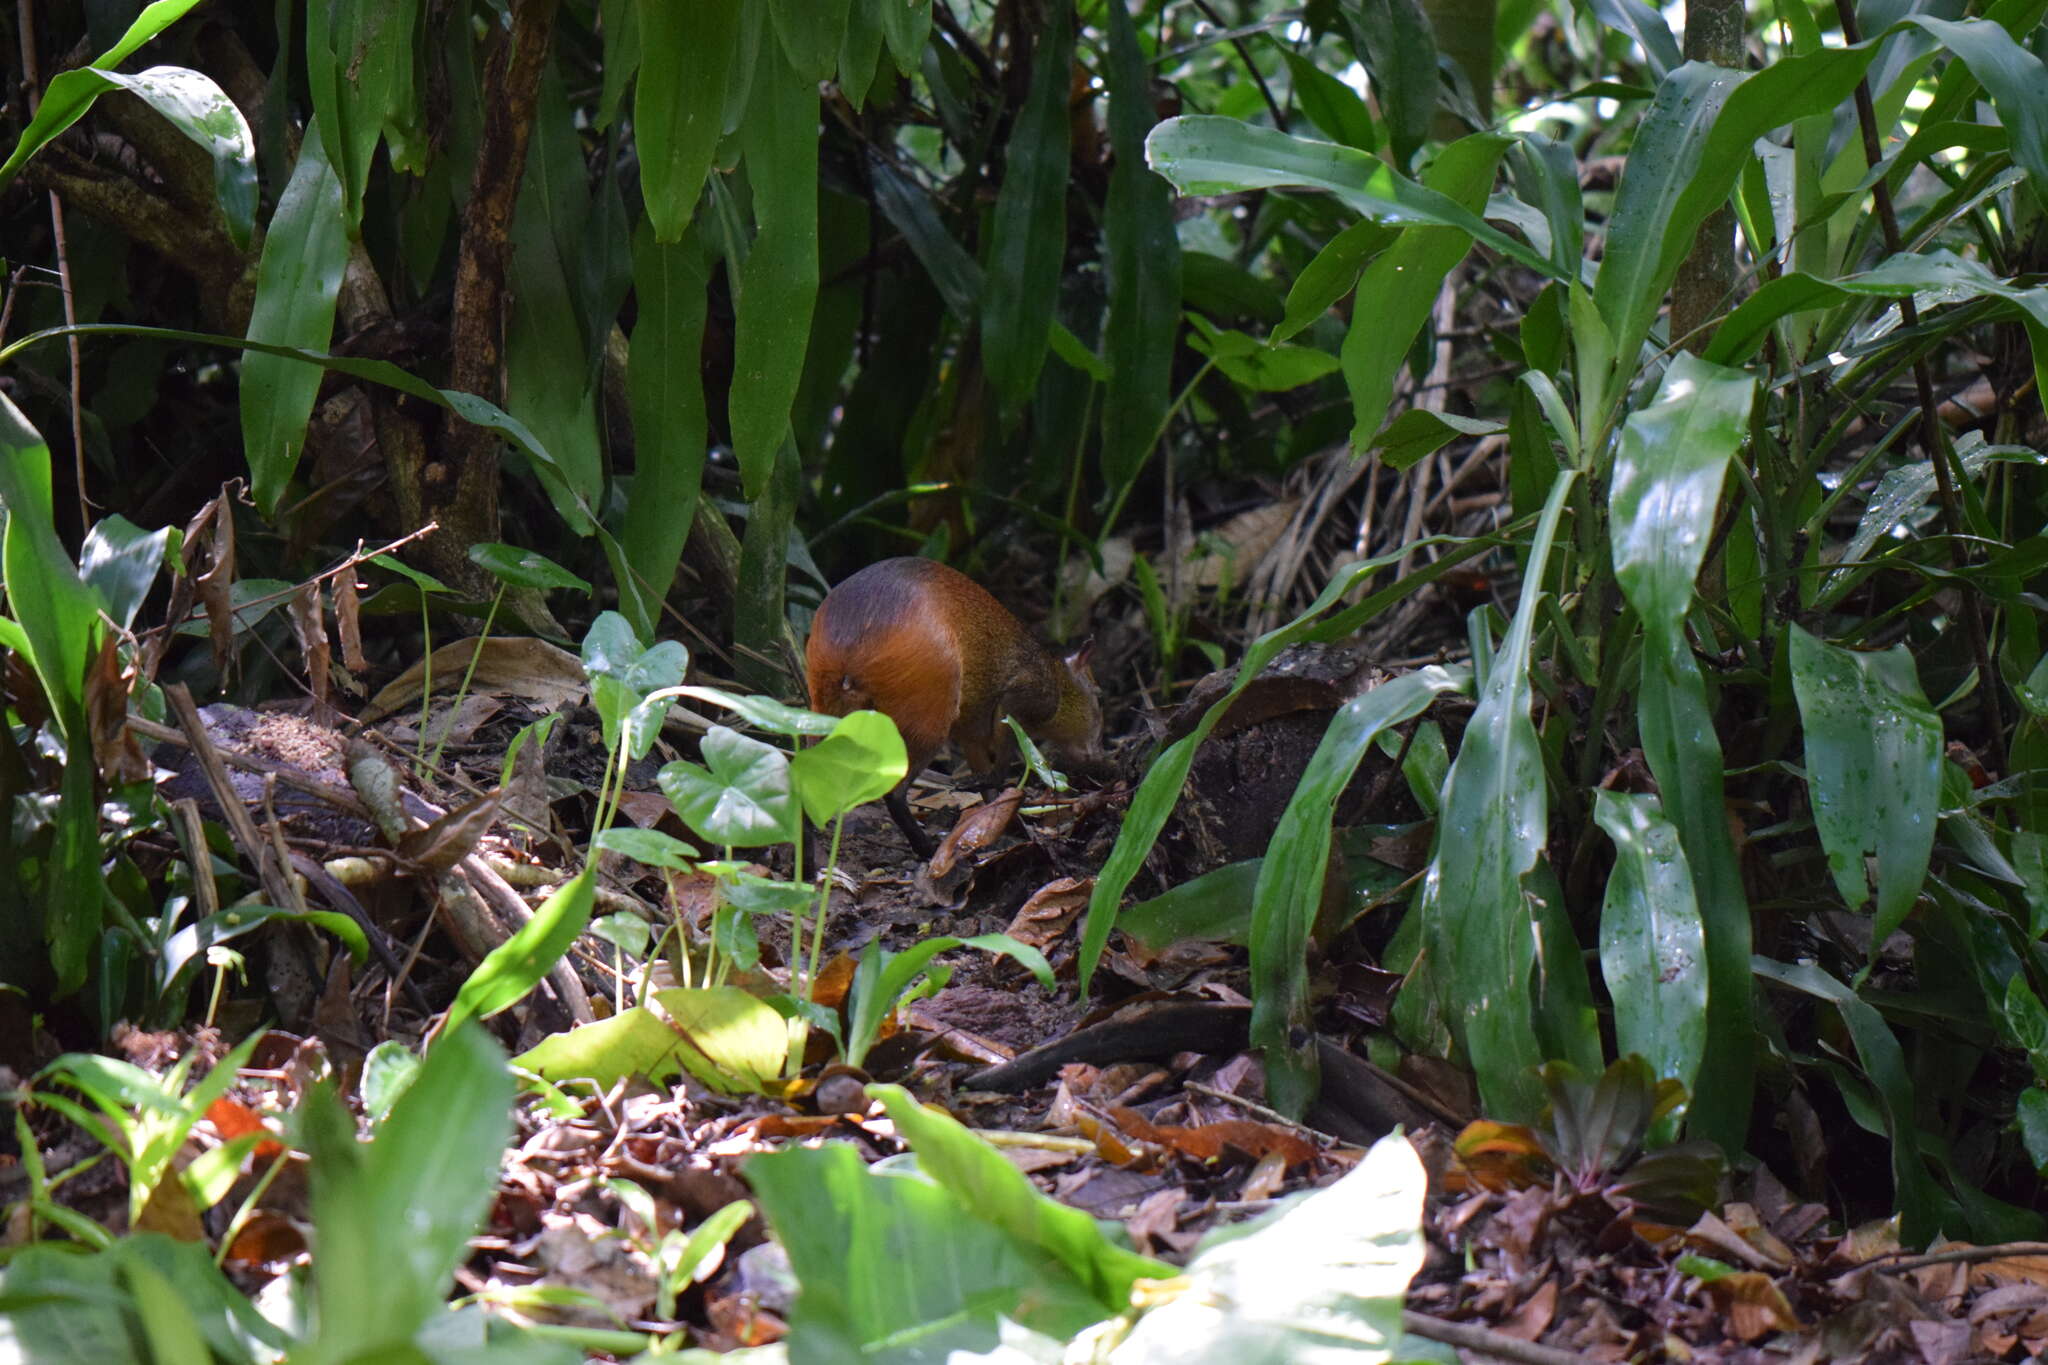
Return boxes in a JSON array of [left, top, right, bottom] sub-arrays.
[[1066, 638, 1096, 679]]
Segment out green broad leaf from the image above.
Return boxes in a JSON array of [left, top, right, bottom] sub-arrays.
[[982, 0, 1074, 409], [1275, 218, 1398, 345], [789, 710, 908, 826], [1906, 17, 2048, 211], [673, 684, 838, 735], [660, 727, 800, 848], [867, 155, 983, 323], [1181, 251, 1287, 324], [1373, 410, 1506, 472], [838, 0, 887, 109], [1788, 627, 1942, 946], [879, 0, 932, 75], [1108, 1130, 1427, 1361], [1145, 117, 1560, 282], [729, 47, 820, 500], [368, 553, 452, 596], [595, 0, 640, 130], [241, 120, 346, 516], [1252, 666, 1472, 1116], [304, 0, 419, 226], [0, 393, 104, 733], [767, 0, 852, 80], [594, 827, 701, 869], [360, 1040, 423, 1122], [1420, 472, 1576, 1123], [744, 1142, 1119, 1358], [1754, 958, 1956, 1242], [2005, 975, 2048, 1076], [1508, 134, 1586, 277], [1341, 133, 1509, 451], [621, 222, 711, 641], [513, 986, 787, 1094], [0, 1233, 291, 1364], [1049, 320, 1108, 380], [502, 68, 605, 536], [1279, 46, 1377, 152], [871, 1084, 1169, 1303], [1185, 318, 1341, 393], [1594, 792, 1707, 1100], [0, 0, 208, 189], [468, 543, 590, 593], [1834, 437, 2030, 588], [1102, 0, 1184, 497], [88, 66, 258, 249], [303, 1021, 513, 1358], [80, 514, 173, 632], [637, 0, 741, 240], [2020, 1089, 2048, 1174], [844, 935, 1054, 1069], [1339, 0, 1437, 169], [1608, 351, 1755, 1153], [1594, 42, 1890, 376], [1119, 859, 1265, 955], [445, 869, 598, 1033]]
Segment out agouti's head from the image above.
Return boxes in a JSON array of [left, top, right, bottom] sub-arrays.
[[1046, 640, 1103, 764]]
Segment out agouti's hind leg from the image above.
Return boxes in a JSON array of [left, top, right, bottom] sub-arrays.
[[886, 787, 938, 860]]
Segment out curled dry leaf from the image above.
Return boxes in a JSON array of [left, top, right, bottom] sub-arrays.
[[186, 485, 239, 679], [1697, 1270, 1803, 1341], [86, 633, 149, 784], [929, 787, 1023, 876], [1004, 875, 1094, 950], [334, 570, 369, 672], [1111, 1105, 1320, 1169], [395, 786, 506, 875], [288, 582, 331, 717]]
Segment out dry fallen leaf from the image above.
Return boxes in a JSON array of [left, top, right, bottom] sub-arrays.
[[1005, 875, 1093, 950]]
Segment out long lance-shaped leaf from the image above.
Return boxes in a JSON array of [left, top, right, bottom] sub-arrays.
[[637, 0, 741, 241], [1905, 16, 2048, 212], [1421, 469, 1575, 1123], [1102, 0, 1182, 498], [1706, 250, 2048, 414], [982, 0, 1074, 410], [0, 0, 207, 189], [729, 46, 819, 500], [1343, 134, 1508, 450], [1145, 116, 1563, 281], [1594, 791, 1708, 1105], [1608, 351, 1754, 1151], [1251, 666, 1472, 1116], [1788, 626, 1942, 947], [306, 0, 418, 227], [620, 221, 710, 643], [242, 121, 346, 515]]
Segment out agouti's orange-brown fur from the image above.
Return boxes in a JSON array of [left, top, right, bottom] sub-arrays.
[[806, 557, 1101, 855]]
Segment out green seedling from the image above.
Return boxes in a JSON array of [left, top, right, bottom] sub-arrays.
[[430, 542, 590, 777]]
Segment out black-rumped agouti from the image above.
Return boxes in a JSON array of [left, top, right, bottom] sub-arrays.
[[805, 557, 1101, 857]]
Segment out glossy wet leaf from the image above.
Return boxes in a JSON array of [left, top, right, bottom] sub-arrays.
[[469, 543, 590, 594], [1788, 627, 1941, 945], [1421, 472, 1575, 1122], [1609, 352, 1755, 1151], [659, 727, 799, 848], [1595, 793, 1707, 1098], [79, 515, 173, 633]]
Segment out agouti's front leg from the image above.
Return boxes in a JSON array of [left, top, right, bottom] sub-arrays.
[[886, 786, 938, 860]]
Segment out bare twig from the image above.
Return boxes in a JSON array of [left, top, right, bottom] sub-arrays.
[[1401, 1310, 1603, 1365]]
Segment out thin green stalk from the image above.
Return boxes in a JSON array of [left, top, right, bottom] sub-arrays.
[[428, 584, 505, 775]]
